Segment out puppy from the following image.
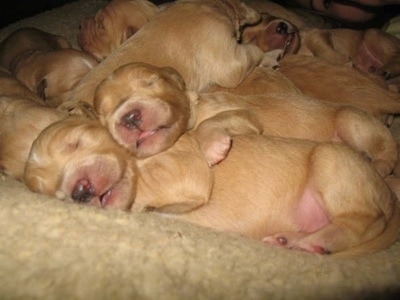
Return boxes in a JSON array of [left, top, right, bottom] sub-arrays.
[[77, 0, 159, 61], [0, 27, 71, 70], [0, 69, 68, 180], [276, 55, 400, 124], [24, 116, 137, 210], [241, 12, 300, 57], [162, 133, 400, 257], [10, 48, 99, 108], [94, 62, 398, 177], [24, 117, 400, 257], [68, 0, 283, 107], [297, 28, 400, 85]]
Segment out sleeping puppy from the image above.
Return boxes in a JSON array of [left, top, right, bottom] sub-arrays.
[[68, 0, 283, 107], [24, 117, 400, 257], [0, 27, 71, 71], [0, 69, 68, 180], [144, 133, 400, 257], [10, 48, 99, 108], [278, 55, 400, 124], [93, 62, 263, 161], [24, 116, 137, 210], [94, 62, 398, 177], [241, 12, 300, 57], [297, 28, 400, 86], [77, 0, 159, 61]]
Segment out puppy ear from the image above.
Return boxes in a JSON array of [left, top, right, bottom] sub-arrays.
[[36, 78, 47, 100], [121, 26, 138, 44], [160, 66, 186, 91]]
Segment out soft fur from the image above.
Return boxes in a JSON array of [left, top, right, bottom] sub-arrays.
[[10, 47, 98, 107], [0, 69, 67, 180], [68, 0, 284, 107], [94, 62, 399, 177], [77, 0, 159, 61], [23, 114, 400, 257], [297, 28, 400, 86], [1, 1, 400, 297], [0, 27, 71, 70]]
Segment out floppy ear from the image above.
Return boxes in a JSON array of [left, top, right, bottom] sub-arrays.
[[36, 78, 47, 100], [218, 0, 260, 40], [160, 66, 186, 90], [121, 26, 138, 44]]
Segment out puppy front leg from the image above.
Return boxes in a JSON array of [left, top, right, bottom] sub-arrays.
[[258, 49, 283, 69], [195, 109, 263, 166]]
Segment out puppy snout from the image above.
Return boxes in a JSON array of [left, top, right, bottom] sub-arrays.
[[122, 109, 142, 129], [276, 22, 288, 35], [72, 179, 95, 203]]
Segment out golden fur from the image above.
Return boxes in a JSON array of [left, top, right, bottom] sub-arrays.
[[94, 62, 398, 177], [68, 0, 283, 107], [278, 55, 400, 123], [297, 28, 400, 87], [10, 48, 98, 108], [0, 27, 71, 70], [0, 69, 67, 180], [23, 115, 400, 257], [77, 0, 159, 61]]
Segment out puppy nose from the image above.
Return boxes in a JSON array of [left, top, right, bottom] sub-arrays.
[[122, 109, 142, 129], [276, 22, 288, 35], [72, 179, 95, 203]]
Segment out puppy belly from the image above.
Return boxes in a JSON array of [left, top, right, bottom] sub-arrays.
[[294, 186, 330, 233]]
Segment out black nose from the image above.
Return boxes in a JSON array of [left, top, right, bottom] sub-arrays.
[[121, 109, 142, 130], [72, 179, 95, 203], [276, 22, 288, 35]]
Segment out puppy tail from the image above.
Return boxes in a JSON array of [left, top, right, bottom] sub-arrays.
[[333, 199, 400, 259]]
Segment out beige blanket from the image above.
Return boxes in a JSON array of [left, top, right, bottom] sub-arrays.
[[1, 1, 400, 299]]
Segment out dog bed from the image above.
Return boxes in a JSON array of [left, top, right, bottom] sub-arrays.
[[1, 0, 400, 299]]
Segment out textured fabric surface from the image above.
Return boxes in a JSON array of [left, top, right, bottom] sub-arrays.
[[1, 1, 400, 299]]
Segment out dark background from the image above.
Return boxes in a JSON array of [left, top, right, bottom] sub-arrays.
[[0, 0, 77, 29], [0, 0, 173, 29]]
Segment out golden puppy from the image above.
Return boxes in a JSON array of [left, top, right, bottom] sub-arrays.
[[94, 62, 398, 177], [10, 48, 99, 108], [24, 117, 400, 257], [77, 0, 159, 61], [241, 12, 300, 57], [0, 69, 68, 180], [68, 0, 283, 107], [297, 28, 400, 85], [276, 55, 400, 124], [0, 27, 71, 70], [24, 116, 137, 210], [162, 134, 400, 257]]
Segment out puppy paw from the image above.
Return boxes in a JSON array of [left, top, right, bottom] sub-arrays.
[[201, 134, 232, 167], [262, 233, 331, 255], [259, 49, 283, 70]]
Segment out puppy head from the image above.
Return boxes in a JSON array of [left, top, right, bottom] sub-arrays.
[[242, 13, 300, 58], [77, 0, 159, 61], [24, 116, 137, 210], [94, 62, 193, 159], [12, 49, 99, 108]]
